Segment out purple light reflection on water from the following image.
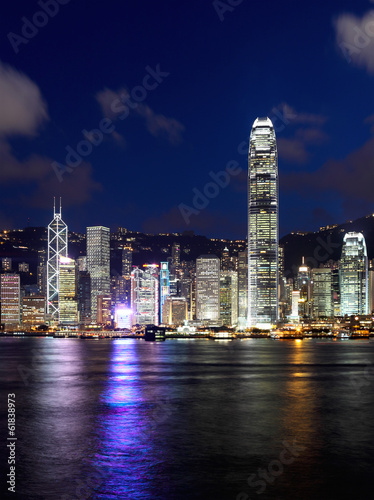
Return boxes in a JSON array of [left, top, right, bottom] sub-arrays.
[[93, 339, 173, 500]]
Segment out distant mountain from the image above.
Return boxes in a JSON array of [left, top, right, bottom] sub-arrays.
[[3, 213, 374, 282], [280, 213, 374, 277]]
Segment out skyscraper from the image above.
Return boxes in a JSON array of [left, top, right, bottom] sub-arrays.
[[77, 270, 91, 325], [162, 296, 188, 325], [247, 117, 279, 328], [220, 270, 238, 326], [22, 296, 46, 327], [47, 199, 68, 320], [59, 257, 78, 325], [171, 242, 181, 271], [160, 262, 170, 320], [0, 274, 20, 327], [87, 226, 110, 322], [311, 268, 333, 318], [122, 247, 132, 277], [131, 266, 159, 325], [196, 255, 220, 321], [237, 250, 248, 327], [340, 232, 368, 316], [297, 258, 311, 318]]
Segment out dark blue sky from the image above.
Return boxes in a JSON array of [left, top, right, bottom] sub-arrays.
[[1, 0, 374, 238]]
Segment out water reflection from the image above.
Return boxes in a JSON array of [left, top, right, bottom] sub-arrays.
[[96, 339, 170, 499], [1, 338, 374, 500]]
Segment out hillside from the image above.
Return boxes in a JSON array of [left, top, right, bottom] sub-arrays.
[[280, 213, 374, 277]]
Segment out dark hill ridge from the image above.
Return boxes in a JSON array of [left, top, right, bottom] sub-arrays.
[[280, 213, 374, 277], [2, 213, 374, 281]]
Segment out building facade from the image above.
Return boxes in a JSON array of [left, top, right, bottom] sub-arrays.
[[0, 274, 20, 327], [237, 250, 248, 327], [311, 268, 333, 318], [220, 270, 238, 326], [59, 257, 78, 325], [77, 270, 91, 325], [162, 296, 188, 326], [131, 267, 159, 325], [340, 232, 368, 316], [87, 226, 110, 322], [47, 199, 68, 320], [248, 117, 279, 327], [22, 296, 46, 327], [196, 255, 220, 321], [160, 262, 170, 320]]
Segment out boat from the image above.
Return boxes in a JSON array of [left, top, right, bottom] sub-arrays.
[[335, 330, 351, 339], [270, 329, 304, 340], [350, 329, 370, 339]]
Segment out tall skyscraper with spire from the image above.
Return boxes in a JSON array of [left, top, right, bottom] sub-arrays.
[[47, 198, 68, 320], [247, 117, 279, 327], [340, 232, 368, 316]]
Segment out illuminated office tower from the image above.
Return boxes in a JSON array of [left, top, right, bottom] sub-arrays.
[[248, 117, 278, 327], [162, 296, 188, 325], [47, 199, 68, 320], [37, 249, 47, 296], [131, 267, 159, 325], [121, 247, 132, 308], [122, 247, 132, 277], [87, 226, 110, 322], [160, 262, 170, 320], [171, 243, 181, 272], [0, 274, 20, 327], [311, 268, 333, 318], [237, 250, 248, 327], [97, 295, 111, 325], [220, 271, 238, 326], [59, 257, 78, 325], [77, 256, 87, 272], [77, 271, 91, 325], [221, 247, 230, 271], [340, 232, 368, 316], [22, 296, 46, 327], [289, 290, 300, 322], [332, 267, 341, 316], [279, 245, 285, 277], [297, 258, 311, 318], [196, 255, 220, 321]]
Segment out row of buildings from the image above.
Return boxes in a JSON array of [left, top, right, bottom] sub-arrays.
[[0, 118, 371, 330], [0, 225, 371, 330]]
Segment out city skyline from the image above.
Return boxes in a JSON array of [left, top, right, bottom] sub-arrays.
[[2, 4, 374, 499], [0, 1, 374, 239], [2, 197, 374, 330]]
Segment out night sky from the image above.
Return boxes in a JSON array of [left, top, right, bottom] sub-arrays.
[[1, 0, 374, 239]]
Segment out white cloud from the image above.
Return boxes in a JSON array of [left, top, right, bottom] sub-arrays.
[[335, 10, 374, 73], [95, 86, 185, 144], [0, 60, 48, 136]]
